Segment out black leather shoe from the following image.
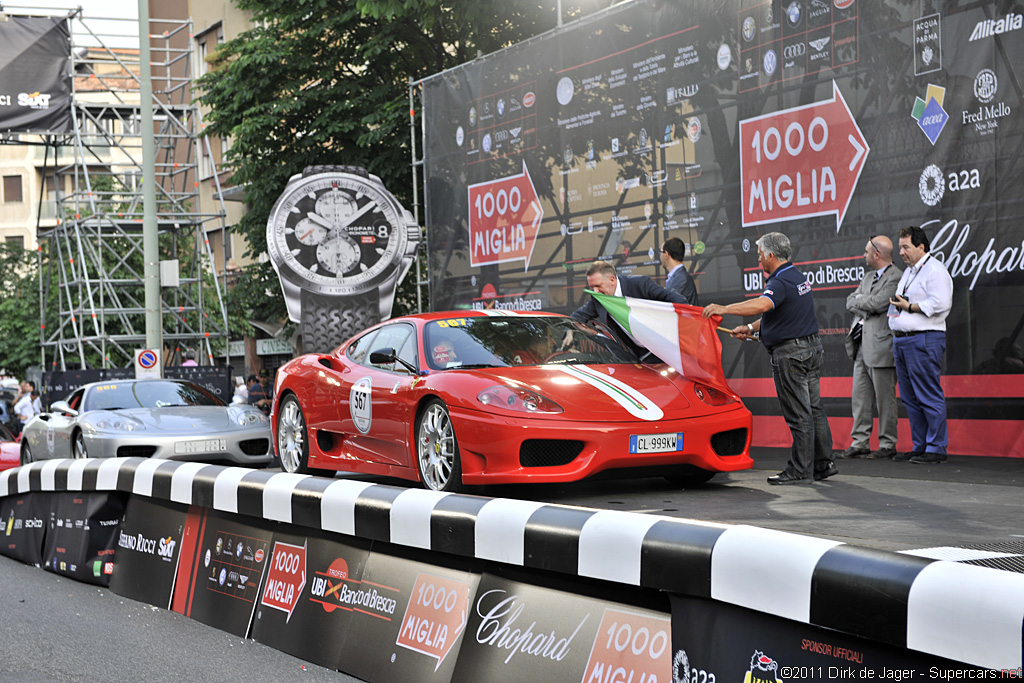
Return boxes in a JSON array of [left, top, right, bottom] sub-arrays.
[[814, 462, 839, 481], [767, 471, 813, 485], [835, 446, 870, 459], [892, 451, 920, 462], [867, 447, 896, 459], [910, 452, 947, 464]]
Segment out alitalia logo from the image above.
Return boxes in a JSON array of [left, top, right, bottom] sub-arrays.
[[969, 12, 1023, 41]]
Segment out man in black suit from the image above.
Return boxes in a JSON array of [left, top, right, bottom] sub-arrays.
[[661, 237, 698, 305], [571, 260, 687, 362]]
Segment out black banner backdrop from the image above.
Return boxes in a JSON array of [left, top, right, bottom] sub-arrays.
[[170, 507, 273, 638], [420, 0, 1024, 456], [108, 496, 188, 608], [249, 530, 373, 671], [43, 366, 234, 410], [42, 492, 124, 586], [0, 15, 73, 134], [0, 493, 47, 566], [670, 593, 993, 681]]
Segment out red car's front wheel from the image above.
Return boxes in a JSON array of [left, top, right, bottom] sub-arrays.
[[416, 399, 463, 493]]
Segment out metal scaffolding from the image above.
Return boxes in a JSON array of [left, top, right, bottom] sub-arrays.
[[30, 9, 231, 370]]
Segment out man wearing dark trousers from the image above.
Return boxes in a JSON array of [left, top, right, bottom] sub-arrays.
[[837, 235, 902, 460], [888, 225, 953, 464], [571, 260, 687, 362], [702, 232, 835, 485], [661, 237, 699, 305]]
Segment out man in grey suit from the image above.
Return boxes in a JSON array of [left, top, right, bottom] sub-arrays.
[[661, 237, 698, 305], [837, 236, 902, 459]]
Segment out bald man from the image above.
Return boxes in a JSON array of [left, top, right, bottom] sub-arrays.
[[837, 235, 902, 460]]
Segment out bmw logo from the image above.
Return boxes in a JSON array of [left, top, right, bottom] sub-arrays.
[[786, 1, 802, 28]]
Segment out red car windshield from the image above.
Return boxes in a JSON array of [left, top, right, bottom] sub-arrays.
[[422, 316, 639, 370]]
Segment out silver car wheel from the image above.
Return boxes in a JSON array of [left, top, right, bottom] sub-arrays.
[[20, 443, 32, 467], [416, 400, 460, 492], [277, 397, 306, 474], [72, 431, 88, 459]]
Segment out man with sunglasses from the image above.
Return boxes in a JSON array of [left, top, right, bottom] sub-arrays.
[[837, 236, 902, 460]]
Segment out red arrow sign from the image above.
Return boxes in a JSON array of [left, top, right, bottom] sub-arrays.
[[261, 541, 306, 623], [740, 81, 868, 232], [467, 161, 544, 270]]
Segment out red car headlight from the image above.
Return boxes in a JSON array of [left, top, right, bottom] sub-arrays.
[[477, 385, 563, 414], [693, 382, 737, 407]]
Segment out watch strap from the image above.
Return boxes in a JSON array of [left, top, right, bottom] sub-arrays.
[[301, 289, 380, 353], [302, 165, 368, 178]]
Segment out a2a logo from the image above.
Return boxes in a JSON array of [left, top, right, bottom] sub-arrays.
[[919, 165, 980, 207]]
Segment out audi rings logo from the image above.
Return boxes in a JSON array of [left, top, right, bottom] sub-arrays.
[[919, 164, 945, 206], [784, 43, 806, 59]]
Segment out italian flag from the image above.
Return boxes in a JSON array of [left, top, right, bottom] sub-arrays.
[[588, 290, 729, 392]]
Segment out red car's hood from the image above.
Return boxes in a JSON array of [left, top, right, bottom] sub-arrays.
[[449, 363, 696, 422]]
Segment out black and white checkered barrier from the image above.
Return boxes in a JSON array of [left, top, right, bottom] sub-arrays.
[[2, 458, 1021, 671]]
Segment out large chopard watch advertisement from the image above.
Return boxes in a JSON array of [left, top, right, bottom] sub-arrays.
[[266, 165, 421, 353]]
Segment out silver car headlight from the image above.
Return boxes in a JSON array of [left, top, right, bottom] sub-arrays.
[[94, 416, 142, 431], [229, 406, 267, 426]]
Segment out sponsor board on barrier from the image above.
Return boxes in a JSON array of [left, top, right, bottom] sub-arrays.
[[0, 493, 48, 566], [250, 531, 373, 670], [337, 546, 478, 683], [669, 594, 992, 682], [109, 497, 186, 608], [450, 572, 670, 683], [171, 508, 273, 637], [43, 492, 123, 587]]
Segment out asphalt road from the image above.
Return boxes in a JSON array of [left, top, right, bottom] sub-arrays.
[[0, 555, 356, 683]]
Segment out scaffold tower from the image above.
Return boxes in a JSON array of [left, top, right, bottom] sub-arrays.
[[23, 8, 231, 371]]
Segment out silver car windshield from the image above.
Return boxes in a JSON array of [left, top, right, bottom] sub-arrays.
[[422, 316, 639, 371], [83, 381, 225, 411]]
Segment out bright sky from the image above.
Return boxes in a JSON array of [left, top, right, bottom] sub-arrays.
[[3, 0, 141, 47]]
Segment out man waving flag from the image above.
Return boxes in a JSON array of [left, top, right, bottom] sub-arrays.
[[588, 289, 730, 393]]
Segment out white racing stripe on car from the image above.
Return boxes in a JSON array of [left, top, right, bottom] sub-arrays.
[[477, 309, 522, 316], [169, 462, 209, 505], [212, 466, 250, 514], [391, 489, 451, 549], [475, 498, 546, 565], [578, 510, 661, 585], [131, 458, 167, 497], [551, 364, 664, 421], [711, 525, 843, 623], [65, 459, 91, 490], [262, 473, 313, 523], [320, 479, 377, 536]]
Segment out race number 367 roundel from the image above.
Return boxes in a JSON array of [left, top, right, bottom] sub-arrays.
[[350, 377, 373, 434]]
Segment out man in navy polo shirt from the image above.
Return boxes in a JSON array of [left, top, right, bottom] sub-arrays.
[[703, 232, 835, 485]]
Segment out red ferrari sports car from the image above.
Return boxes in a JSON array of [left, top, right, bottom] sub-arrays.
[[0, 422, 20, 471], [271, 311, 752, 491]]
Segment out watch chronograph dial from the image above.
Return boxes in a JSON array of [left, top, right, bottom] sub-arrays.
[[267, 172, 407, 295]]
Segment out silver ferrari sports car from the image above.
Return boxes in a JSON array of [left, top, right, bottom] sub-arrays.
[[20, 379, 273, 467]]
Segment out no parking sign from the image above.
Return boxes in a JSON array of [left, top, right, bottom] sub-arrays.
[[134, 349, 162, 379]]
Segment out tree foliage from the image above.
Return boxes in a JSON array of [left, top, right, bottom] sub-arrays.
[[0, 243, 41, 377], [196, 0, 598, 318]]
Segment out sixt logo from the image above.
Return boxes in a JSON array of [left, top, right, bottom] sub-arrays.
[[18, 92, 51, 109], [969, 12, 1023, 41]]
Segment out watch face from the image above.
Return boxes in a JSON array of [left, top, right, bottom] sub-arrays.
[[267, 172, 410, 296]]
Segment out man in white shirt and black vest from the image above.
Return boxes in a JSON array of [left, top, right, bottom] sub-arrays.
[[888, 225, 953, 464]]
